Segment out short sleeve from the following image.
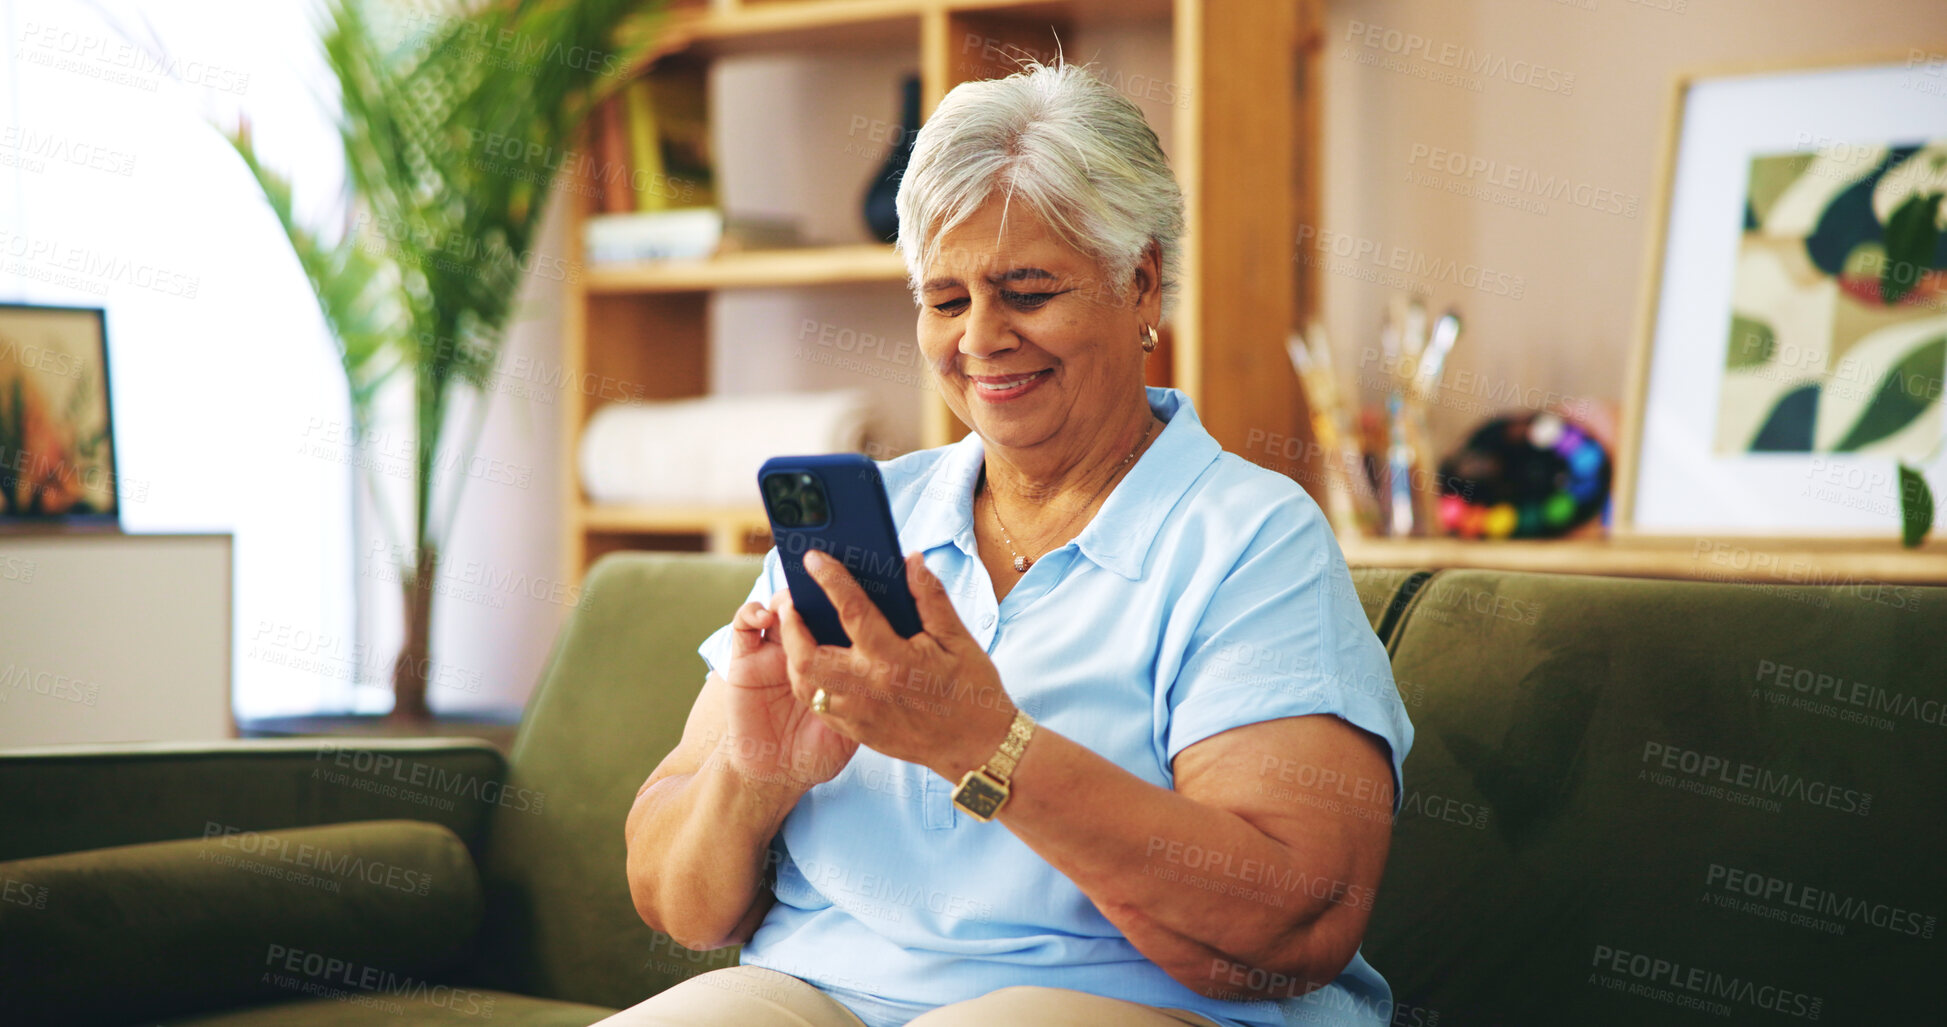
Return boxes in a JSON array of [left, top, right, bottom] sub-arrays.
[[697, 548, 785, 679], [1163, 498, 1414, 813]]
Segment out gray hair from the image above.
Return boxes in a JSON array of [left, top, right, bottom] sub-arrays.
[[894, 60, 1186, 324]]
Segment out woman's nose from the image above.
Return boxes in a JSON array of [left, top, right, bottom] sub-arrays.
[[959, 295, 1017, 359]]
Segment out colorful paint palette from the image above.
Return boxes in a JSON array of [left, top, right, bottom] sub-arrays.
[[1437, 412, 1612, 539]]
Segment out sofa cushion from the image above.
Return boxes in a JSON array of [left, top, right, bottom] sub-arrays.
[[1366, 569, 1946, 1024], [1345, 566, 1431, 643], [0, 739, 507, 864], [0, 820, 481, 1026], [463, 552, 765, 1009], [156, 988, 614, 1027]]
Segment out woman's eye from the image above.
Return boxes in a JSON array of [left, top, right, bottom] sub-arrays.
[[931, 298, 969, 314], [1004, 291, 1057, 309]]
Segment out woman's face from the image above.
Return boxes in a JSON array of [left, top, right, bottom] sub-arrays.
[[916, 196, 1160, 455]]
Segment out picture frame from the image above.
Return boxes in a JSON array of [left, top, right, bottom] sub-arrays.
[[1617, 51, 1947, 537], [0, 303, 121, 526]]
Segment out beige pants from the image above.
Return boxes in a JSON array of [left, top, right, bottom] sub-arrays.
[[594, 965, 1223, 1026]]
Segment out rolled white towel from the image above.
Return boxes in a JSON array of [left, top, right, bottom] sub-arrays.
[[579, 390, 874, 507]]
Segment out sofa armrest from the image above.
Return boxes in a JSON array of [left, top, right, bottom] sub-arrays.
[[0, 738, 508, 863], [0, 819, 481, 1027]]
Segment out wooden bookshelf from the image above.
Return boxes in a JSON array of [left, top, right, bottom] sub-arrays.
[[1338, 535, 1947, 586], [564, 0, 1326, 578], [585, 243, 907, 294]]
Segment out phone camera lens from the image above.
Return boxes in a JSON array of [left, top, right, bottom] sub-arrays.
[[776, 499, 802, 524]]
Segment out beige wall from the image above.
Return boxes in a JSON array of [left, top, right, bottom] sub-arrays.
[[0, 534, 231, 746], [1320, 0, 1947, 455]]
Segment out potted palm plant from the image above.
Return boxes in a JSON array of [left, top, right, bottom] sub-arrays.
[[226, 0, 663, 720]]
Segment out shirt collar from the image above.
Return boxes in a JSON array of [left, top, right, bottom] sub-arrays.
[[898, 387, 1223, 580]]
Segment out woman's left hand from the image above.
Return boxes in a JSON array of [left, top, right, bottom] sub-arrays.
[[776, 549, 1014, 781]]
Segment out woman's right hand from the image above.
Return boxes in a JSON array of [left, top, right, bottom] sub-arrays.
[[719, 590, 859, 796]]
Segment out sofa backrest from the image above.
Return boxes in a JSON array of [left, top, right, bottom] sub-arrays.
[[1363, 569, 1946, 1025], [463, 552, 764, 1010]]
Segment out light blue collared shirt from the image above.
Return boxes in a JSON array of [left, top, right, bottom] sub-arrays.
[[698, 387, 1414, 1027]]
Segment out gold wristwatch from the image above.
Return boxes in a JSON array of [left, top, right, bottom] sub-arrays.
[[951, 708, 1036, 822]]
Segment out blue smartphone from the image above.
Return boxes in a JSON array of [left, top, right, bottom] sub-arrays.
[[758, 454, 922, 647]]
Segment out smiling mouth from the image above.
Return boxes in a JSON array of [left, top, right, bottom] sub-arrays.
[[972, 369, 1052, 391]]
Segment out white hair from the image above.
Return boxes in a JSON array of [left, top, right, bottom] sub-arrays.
[[894, 60, 1186, 323]]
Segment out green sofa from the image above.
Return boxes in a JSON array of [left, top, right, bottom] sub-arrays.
[[2, 553, 1940, 1025]]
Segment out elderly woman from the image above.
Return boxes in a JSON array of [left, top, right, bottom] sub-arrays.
[[613, 62, 1412, 1027]]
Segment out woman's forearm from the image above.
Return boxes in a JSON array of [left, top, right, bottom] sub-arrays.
[[625, 744, 803, 951], [961, 728, 1365, 992]]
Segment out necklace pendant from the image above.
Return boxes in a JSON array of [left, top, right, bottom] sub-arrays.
[[1012, 555, 1030, 573]]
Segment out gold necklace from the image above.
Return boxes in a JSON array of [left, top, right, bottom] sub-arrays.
[[984, 417, 1157, 574]]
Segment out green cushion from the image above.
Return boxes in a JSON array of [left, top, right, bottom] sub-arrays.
[[0, 739, 506, 864], [1366, 569, 1947, 1024], [0, 820, 481, 1026], [157, 988, 614, 1027], [462, 552, 765, 1009], [1345, 566, 1430, 642]]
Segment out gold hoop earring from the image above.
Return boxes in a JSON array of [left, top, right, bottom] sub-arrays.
[[1142, 323, 1159, 354]]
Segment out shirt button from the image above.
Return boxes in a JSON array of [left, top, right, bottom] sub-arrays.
[[979, 613, 995, 629]]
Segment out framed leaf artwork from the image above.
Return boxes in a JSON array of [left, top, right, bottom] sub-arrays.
[[1619, 54, 1947, 536], [0, 304, 120, 525]]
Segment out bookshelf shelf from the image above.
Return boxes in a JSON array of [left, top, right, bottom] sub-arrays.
[[1337, 535, 1947, 585], [640, 0, 1176, 61], [585, 244, 908, 294], [581, 503, 773, 555]]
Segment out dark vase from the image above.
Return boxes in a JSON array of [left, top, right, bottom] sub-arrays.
[[863, 74, 920, 244]]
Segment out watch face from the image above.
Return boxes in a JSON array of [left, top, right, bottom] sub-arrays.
[[953, 772, 1008, 822]]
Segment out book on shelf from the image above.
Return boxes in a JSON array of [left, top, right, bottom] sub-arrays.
[[585, 59, 716, 215], [583, 210, 801, 263], [584, 58, 806, 263]]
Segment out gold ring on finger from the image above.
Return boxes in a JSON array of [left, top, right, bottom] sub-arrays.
[[811, 688, 830, 714]]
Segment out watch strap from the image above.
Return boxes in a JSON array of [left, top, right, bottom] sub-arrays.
[[984, 709, 1036, 782]]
